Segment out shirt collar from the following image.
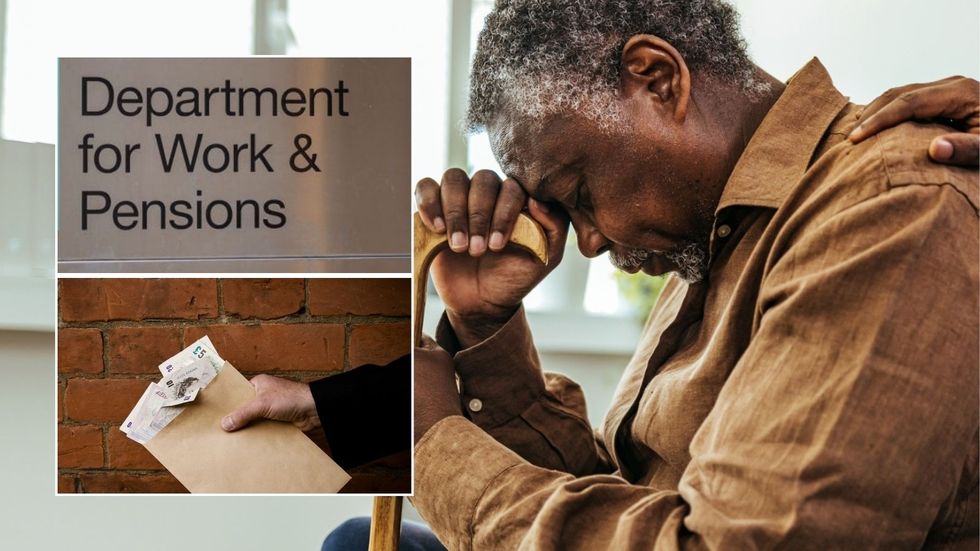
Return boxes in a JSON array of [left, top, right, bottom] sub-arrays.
[[716, 58, 849, 214]]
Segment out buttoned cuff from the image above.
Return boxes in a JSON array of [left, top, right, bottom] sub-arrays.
[[435, 306, 546, 428], [414, 415, 525, 549]]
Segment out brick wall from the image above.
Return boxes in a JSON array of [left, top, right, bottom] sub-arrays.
[[57, 278, 410, 493]]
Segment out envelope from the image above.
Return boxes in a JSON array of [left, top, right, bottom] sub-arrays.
[[144, 362, 351, 493]]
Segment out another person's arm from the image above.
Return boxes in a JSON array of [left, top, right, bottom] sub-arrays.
[[850, 75, 979, 166], [222, 354, 411, 470]]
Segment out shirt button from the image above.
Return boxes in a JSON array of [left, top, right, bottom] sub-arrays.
[[716, 224, 732, 238], [468, 398, 483, 413]]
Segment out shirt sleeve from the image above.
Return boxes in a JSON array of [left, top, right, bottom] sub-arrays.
[[309, 354, 411, 470], [435, 306, 613, 476], [414, 184, 978, 550]]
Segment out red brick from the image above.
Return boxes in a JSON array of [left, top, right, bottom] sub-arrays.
[[59, 475, 77, 493], [58, 328, 103, 374], [107, 326, 182, 374], [58, 425, 104, 468], [65, 378, 152, 423], [222, 279, 304, 319], [184, 324, 344, 373], [60, 279, 218, 321], [108, 430, 164, 470], [309, 279, 410, 316], [79, 472, 187, 493], [350, 322, 410, 366]]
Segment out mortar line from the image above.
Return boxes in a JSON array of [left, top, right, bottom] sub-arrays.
[[216, 278, 226, 321], [303, 278, 311, 319], [59, 314, 406, 331], [97, 324, 109, 378]]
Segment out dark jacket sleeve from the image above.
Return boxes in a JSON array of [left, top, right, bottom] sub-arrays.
[[308, 354, 411, 470]]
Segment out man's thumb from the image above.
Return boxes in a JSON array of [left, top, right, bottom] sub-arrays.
[[221, 399, 266, 432]]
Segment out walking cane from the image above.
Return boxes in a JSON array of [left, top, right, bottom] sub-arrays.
[[367, 211, 548, 551]]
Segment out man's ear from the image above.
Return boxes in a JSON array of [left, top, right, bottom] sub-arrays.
[[620, 34, 691, 123]]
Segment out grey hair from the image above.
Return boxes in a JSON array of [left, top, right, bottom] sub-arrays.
[[466, 0, 765, 132]]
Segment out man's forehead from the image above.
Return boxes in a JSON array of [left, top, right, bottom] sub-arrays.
[[488, 121, 520, 172], [488, 116, 546, 189]]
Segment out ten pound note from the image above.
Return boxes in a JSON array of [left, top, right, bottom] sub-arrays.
[[121, 336, 222, 444], [119, 336, 350, 493]]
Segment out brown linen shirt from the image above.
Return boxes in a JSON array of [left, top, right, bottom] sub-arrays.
[[414, 59, 980, 550]]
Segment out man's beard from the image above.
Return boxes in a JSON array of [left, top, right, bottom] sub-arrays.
[[609, 242, 709, 283]]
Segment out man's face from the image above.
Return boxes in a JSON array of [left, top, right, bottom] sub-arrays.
[[490, 104, 717, 282]]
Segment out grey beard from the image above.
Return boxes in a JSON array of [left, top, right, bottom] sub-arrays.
[[609, 242, 708, 283], [664, 242, 708, 283], [609, 248, 653, 273]]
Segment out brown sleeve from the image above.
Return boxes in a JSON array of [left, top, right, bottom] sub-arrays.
[[435, 306, 613, 476], [415, 184, 978, 550]]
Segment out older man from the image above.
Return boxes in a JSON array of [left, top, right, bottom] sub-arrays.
[[412, 0, 978, 549]]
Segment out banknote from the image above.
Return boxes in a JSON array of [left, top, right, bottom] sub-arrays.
[[121, 383, 170, 443], [120, 383, 168, 436], [162, 387, 200, 407], [157, 335, 224, 376], [160, 358, 217, 400], [121, 337, 225, 444], [149, 359, 218, 434], [148, 400, 188, 435]]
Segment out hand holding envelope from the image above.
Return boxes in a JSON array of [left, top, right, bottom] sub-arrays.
[[119, 336, 350, 493]]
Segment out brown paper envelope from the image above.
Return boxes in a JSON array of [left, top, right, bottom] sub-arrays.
[[144, 362, 351, 493]]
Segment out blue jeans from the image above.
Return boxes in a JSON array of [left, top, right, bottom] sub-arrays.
[[322, 517, 447, 551]]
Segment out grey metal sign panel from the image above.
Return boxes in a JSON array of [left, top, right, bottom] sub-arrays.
[[58, 58, 409, 273]]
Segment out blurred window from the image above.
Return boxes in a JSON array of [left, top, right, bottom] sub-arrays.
[[1, 0, 253, 144]]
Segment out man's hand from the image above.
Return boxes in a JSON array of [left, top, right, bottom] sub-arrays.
[[414, 336, 463, 444], [220, 374, 320, 432], [849, 76, 979, 167], [415, 168, 569, 346]]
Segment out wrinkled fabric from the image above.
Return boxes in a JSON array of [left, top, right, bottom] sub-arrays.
[[414, 59, 979, 550]]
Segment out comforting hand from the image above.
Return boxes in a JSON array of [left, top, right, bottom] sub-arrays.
[[220, 374, 320, 432], [414, 336, 463, 444], [415, 168, 569, 346], [849, 76, 979, 167]]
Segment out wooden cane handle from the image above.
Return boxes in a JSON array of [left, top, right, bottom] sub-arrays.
[[412, 211, 548, 346]]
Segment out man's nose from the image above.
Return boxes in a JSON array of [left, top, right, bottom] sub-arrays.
[[572, 217, 610, 258]]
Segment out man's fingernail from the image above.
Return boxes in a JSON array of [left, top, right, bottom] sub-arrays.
[[451, 231, 466, 250], [931, 138, 954, 160], [433, 217, 445, 232], [221, 417, 234, 430], [848, 125, 863, 140], [489, 231, 505, 250], [469, 235, 485, 255]]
